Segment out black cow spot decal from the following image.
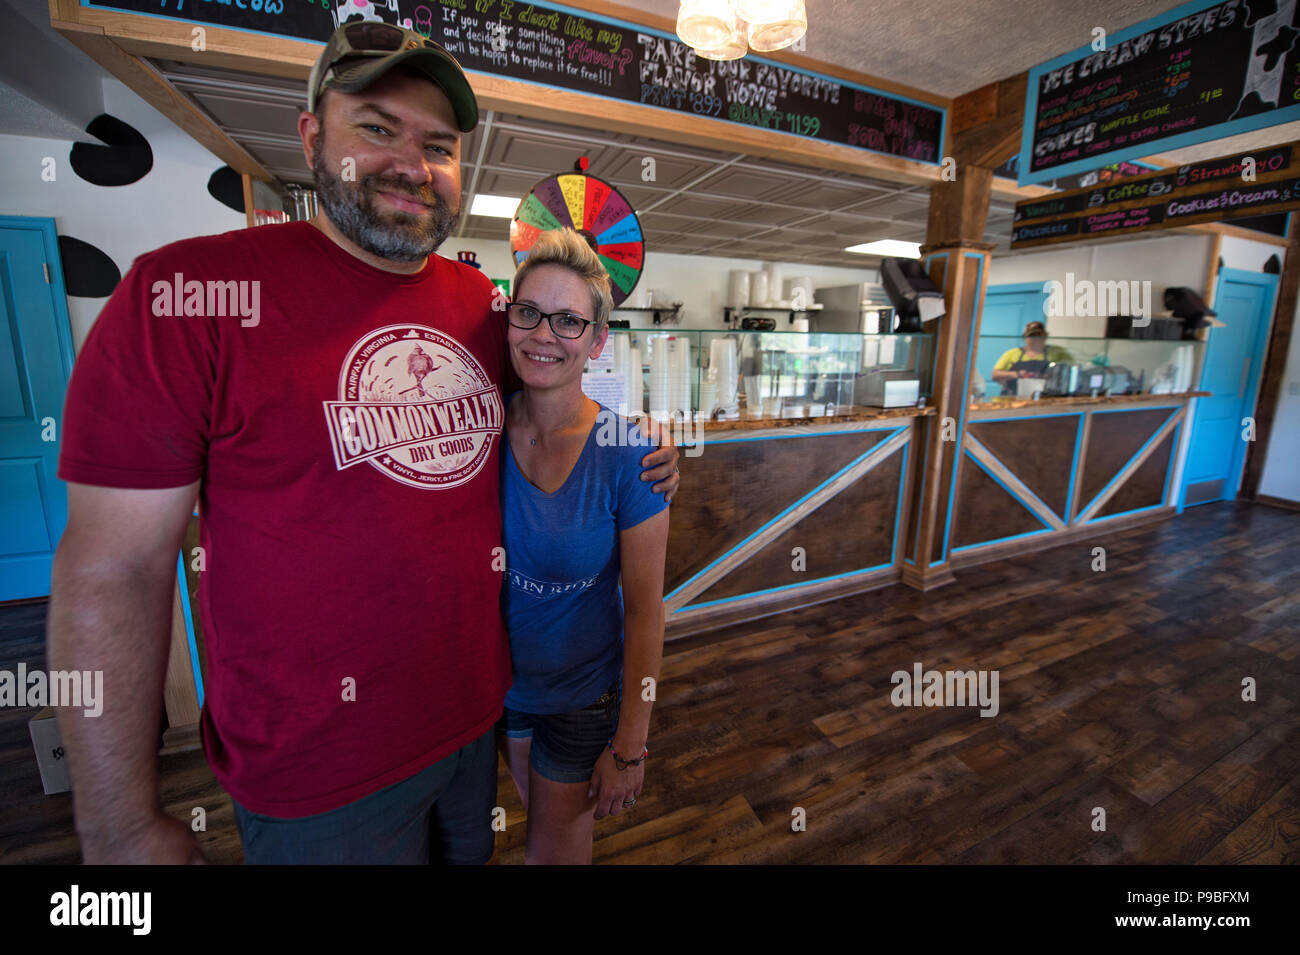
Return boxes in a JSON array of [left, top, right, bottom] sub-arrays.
[[69, 114, 153, 187], [208, 166, 245, 213], [57, 236, 121, 298]]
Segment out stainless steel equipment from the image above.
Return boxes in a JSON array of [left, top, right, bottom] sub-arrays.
[[812, 284, 894, 336], [859, 369, 920, 408]]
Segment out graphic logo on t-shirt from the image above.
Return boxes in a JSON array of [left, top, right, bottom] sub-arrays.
[[324, 325, 502, 490], [506, 568, 601, 599]]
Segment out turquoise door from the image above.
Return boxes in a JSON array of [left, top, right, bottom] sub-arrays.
[[0, 218, 76, 600], [977, 283, 1048, 390], [1181, 268, 1278, 507]]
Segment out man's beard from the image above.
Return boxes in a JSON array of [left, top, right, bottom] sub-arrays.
[[311, 134, 459, 262]]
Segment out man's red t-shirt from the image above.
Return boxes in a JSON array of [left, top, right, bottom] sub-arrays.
[[58, 221, 513, 817]]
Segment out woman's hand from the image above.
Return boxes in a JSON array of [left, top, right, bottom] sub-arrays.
[[588, 746, 645, 820]]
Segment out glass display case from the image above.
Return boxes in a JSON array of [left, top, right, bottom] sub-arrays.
[[972, 335, 1205, 401], [586, 328, 935, 420]]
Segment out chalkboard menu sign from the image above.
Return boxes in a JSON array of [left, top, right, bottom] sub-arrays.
[[1018, 0, 1300, 186], [87, 0, 945, 164], [1011, 142, 1300, 248]]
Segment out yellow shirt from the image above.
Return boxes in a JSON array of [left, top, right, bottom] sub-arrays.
[[994, 345, 1074, 370]]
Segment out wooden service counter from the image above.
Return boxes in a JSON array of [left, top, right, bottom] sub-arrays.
[[664, 404, 934, 639], [945, 392, 1210, 569]]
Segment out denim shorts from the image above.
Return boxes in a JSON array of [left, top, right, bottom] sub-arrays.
[[500, 681, 620, 784]]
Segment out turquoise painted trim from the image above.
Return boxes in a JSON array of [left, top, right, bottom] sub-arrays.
[[985, 281, 1049, 295], [1085, 502, 1169, 523], [664, 433, 905, 603], [1018, 0, 1300, 185], [1078, 408, 1179, 519], [890, 441, 909, 564], [703, 423, 906, 446], [933, 251, 985, 565], [950, 526, 1054, 555], [1161, 423, 1181, 507], [679, 560, 897, 612], [1090, 403, 1184, 416], [961, 445, 1055, 531], [82, 0, 946, 167], [1066, 411, 1086, 520], [175, 553, 204, 709]]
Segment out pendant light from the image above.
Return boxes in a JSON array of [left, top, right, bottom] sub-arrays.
[[741, 0, 807, 52], [676, 0, 740, 51], [695, 19, 748, 60]]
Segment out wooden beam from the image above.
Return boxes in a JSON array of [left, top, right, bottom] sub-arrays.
[[1242, 214, 1299, 499], [241, 173, 256, 229]]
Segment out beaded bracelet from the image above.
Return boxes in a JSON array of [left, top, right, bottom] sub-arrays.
[[608, 740, 648, 770]]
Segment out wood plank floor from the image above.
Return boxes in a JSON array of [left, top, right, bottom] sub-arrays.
[[2, 500, 1297, 864]]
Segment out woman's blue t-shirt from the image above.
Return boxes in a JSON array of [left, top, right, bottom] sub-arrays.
[[501, 399, 668, 714]]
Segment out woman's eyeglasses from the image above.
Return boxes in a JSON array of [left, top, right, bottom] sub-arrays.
[[506, 303, 592, 339]]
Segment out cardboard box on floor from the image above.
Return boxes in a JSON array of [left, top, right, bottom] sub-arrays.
[[29, 707, 71, 795]]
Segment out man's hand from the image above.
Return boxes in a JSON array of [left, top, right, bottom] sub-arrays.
[[80, 812, 208, 865], [638, 416, 680, 503]]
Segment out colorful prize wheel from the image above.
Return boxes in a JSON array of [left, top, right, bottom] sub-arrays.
[[509, 171, 644, 307]]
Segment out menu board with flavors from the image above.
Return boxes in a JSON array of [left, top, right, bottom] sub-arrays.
[[1018, 0, 1300, 185], [1011, 143, 1300, 248], [86, 0, 945, 165]]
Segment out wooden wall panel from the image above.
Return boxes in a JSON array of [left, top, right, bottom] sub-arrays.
[[1079, 408, 1177, 511], [1096, 430, 1176, 518], [688, 452, 904, 605], [665, 430, 891, 592], [967, 415, 1080, 519], [951, 453, 1049, 549]]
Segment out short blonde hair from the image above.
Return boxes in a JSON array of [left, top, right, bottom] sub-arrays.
[[513, 228, 613, 336]]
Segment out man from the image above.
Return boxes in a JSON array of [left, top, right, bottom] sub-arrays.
[[49, 22, 678, 864]]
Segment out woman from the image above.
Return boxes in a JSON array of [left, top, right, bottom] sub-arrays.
[[498, 228, 670, 864], [991, 320, 1075, 395]]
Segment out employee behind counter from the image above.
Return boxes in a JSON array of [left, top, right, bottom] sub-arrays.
[[991, 321, 1075, 396]]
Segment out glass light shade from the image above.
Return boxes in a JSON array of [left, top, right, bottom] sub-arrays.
[[676, 0, 739, 51], [744, 0, 807, 52], [736, 0, 796, 23], [695, 22, 748, 60]]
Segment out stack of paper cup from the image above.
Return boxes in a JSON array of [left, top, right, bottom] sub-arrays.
[[749, 270, 768, 308], [628, 347, 643, 414], [709, 338, 738, 413], [763, 262, 781, 306], [649, 337, 671, 421], [698, 379, 718, 419], [669, 336, 693, 421], [610, 333, 631, 414], [727, 270, 751, 309]]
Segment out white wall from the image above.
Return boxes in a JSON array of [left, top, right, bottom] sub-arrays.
[[0, 78, 246, 350], [1258, 294, 1300, 503], [987, 233, 1215, 337], [440, 235, 877, 330]]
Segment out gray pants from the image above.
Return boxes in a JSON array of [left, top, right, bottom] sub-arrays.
[[232, 727, 497, 864]]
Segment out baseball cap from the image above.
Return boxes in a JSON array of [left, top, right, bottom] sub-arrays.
[[1023, 321, 1047, 337], [308, 22, 478, 132]]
